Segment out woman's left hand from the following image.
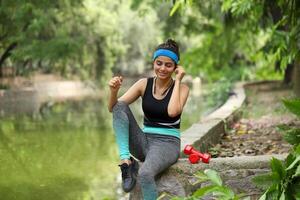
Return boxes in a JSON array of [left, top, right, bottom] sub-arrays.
[[175, 65, 186, 81]]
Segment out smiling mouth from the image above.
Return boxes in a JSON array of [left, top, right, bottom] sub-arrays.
[[158, 72, 167, 76]]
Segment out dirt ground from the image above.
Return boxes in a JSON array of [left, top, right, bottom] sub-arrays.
[[210, 82, 299, 158]]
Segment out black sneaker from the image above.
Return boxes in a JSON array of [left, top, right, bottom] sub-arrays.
[[119, 158, 138, 193]]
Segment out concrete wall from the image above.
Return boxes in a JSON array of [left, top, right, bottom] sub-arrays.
[[0, 88, 39, 116], [0, 81, 102, 116]]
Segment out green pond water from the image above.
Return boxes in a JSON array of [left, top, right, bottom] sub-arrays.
[[0, 91, 212, 200]]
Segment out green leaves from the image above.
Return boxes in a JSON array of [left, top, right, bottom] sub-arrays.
[[254, 98, 300, 199], [282, 128, 300, 145], [282, 99, 300, 118], [0, 0, 87, 76], [169, 0, 182, 16], [277, 99, 300, 147], [204, 169, 223, 186], [286, 155, 300, 171], [252, 173, 274, 190], [270, 158, 286, 181], [195, 169, 222, 186], [1, 0, 163, 80], [169, 0, 194, 16], [187, 169, 239, 200], [226, 0, 254, 16]]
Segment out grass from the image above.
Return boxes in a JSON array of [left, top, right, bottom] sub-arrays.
[[242, 88, 293, 119]]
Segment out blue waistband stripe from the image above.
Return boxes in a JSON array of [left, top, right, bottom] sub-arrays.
[[153, 49, 179, 64], [143, 126, 180, 138]]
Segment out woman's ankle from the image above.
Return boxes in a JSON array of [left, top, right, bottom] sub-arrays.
[[120, 159, 132, 165]]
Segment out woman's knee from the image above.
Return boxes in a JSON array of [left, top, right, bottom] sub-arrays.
[[138, 168, 155, 184]]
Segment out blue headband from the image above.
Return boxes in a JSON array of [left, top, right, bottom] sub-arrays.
[[153, 49, 179, 64]]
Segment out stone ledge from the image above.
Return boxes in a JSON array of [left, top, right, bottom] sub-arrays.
[[130, 82, 287, 199], [181, 82, 246, 152], [130, 154, 286, 200]]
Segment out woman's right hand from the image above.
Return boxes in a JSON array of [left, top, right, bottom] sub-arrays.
[[108, 76, 123, 92]]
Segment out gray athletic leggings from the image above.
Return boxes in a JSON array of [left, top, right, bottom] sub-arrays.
[[112, 101, 180, 200]]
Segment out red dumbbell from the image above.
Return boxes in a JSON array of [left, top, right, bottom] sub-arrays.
[[184, 145, 211, 164]]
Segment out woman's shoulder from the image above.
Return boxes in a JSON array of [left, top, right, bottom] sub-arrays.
[[136, 77, 148, 85], [132, 78, 148, 91], [134, 78, 149, 97]]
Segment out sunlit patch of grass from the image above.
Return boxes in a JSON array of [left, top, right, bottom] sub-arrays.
[[243, 88, 292, 119]]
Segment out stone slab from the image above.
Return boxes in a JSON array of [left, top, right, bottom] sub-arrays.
[[130, 82, 287, 199]]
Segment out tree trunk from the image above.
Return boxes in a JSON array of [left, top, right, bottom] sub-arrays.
[[0, 42, 18, 77], [293, 60, 300, 97], [283, 63, 294, 85], [95, 39, 105, 80]]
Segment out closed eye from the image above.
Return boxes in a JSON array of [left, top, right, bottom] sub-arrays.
[[165, 63, 174, 68], [155, 60, 175, 68]]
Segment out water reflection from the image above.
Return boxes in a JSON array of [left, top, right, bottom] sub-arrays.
[[0, 87, 215, 200], [0, 100, 119, 200]]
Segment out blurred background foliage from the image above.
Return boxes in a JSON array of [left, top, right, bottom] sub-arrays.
[[0, 1, 299, 198], [0, 0, 299, 95]]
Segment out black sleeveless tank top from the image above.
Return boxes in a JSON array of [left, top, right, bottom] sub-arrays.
[[142, 77, 181, 129]]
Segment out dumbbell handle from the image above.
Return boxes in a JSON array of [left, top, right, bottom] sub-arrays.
[[184, 145, 211, 163], [189, 154, 200, 164]]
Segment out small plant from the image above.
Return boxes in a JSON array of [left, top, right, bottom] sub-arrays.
[[253, 99, 300, 199], [0, 84, 9, 90], [170, 169, 247, 200]]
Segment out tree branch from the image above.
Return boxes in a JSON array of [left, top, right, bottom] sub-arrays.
[[0, 42, 18, 74], [0, 33, 8, 42]]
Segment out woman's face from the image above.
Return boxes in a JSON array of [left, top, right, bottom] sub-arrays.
[[153, 56, 176, 80]]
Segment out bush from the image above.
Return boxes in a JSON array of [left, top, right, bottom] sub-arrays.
[[253, 99, 300, 200]]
